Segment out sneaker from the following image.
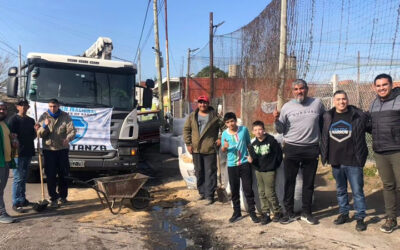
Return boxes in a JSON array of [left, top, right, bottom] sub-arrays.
[[280, 213, 297, 224], [229, 211, 242, 223], [334, 214, 349, 225], [272, 212, 282, 223], [12, 205, 25, 214], [206, 198, 215, 205], [0, 212, 15, 224], [380, 218, 397, 233], [50, 200, 60, 208], [356, 219, 367, 231], [249, 212, 260, 223], [21, 199, 31, 207], [261, 213, 272, 225], [300, 213, 318, 225], [59, 198, 68, 205]]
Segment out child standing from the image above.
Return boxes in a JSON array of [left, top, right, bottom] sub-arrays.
[[247, 121, 283, 225], [221, 112, 259, 223]]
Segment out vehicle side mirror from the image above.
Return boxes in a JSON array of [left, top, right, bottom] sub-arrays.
[[6, 67, 18, 97], [142, 88, 153, 108], [145, 79, 155, 88]]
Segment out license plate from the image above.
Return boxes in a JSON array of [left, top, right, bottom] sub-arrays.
[[70, 160, 85, 168]]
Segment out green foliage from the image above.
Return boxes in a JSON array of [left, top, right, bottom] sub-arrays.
[[196, 66, 228, 78], [364, 164, 378, 177]]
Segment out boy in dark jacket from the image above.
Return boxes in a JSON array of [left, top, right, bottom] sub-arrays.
[[247, 120, 283, 224]]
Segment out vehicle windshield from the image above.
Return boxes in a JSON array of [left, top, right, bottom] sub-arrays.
[[27, 65, 135, 110]]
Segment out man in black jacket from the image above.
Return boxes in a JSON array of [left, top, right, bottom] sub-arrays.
[[321, 90, 368, 231], [368, 73, 400, 233]]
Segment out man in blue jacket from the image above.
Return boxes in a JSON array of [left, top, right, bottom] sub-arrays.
[[368, 73, 400, 233], [321, 90, 368, 231]]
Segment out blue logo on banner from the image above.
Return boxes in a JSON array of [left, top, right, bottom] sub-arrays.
[[71, 116, 88, 143]]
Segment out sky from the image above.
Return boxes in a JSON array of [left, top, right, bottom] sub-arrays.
[[0, 0, 270, 81]]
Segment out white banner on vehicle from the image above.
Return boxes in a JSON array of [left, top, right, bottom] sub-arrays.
[[29, 102, 114, 151]]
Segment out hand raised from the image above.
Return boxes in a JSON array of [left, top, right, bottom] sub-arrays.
[[272, 108, 280, 121]]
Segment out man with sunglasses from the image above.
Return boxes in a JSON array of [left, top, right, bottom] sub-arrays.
[[273, 79, 325, 225], [183, 96, 224, 205]]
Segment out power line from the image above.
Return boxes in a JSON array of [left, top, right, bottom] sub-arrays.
[[133, 0, 151, 63], [139, 0, 165, 57], [112, 55, 131, 62], [0, 40, 21, 56], [0, 46, 18, 58]]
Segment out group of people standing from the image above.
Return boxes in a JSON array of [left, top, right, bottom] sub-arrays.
[[183, 73, 400, 234], [0, 99, 75, 223]]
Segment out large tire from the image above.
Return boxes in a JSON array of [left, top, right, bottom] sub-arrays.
[[27, 168, 40, 183]]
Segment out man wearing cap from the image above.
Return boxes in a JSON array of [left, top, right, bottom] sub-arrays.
[[183, 96, 224, 204], [8, 100, 36, 213], [0, 102, 17, 223]]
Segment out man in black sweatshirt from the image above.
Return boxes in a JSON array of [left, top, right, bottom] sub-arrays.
[[247, 120, 283, 225], [321, 90, 368, 232]]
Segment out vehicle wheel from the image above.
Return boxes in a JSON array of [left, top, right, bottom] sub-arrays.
[[130, 188, 150, 210], [27, 169, 40, 183]]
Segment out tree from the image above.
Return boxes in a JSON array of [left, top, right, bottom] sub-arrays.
[[196, 66, 227, 78], [0, 54, 12, 91]]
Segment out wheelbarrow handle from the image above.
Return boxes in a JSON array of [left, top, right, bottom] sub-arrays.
[[65, 176, 124, 215]]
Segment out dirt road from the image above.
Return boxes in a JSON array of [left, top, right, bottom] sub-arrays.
[[0, 145, 399, 249]]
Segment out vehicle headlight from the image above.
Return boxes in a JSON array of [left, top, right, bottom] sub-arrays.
[[119, 147, 137, 156]]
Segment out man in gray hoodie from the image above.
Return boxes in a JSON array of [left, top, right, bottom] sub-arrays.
[[273, 79, 325, 225]]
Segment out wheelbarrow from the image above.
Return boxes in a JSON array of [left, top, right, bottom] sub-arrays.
[[68, 173, 151, 215]]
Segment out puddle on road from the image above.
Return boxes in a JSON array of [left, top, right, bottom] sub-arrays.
[[148, 201, 206, 249]]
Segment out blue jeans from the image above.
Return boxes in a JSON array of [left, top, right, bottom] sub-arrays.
[[332, 165, 366, 219], [12, 157, 32, 206]]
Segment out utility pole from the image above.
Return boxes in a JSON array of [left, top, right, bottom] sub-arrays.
[[18, 45, 22, 96], [153, 0, 164, 128], [137, 49, 143, 107], [331, 74, 338, 108], [185, 48, 191, 115], [164, 0, 171, 115], [138, 49, 141, 85], [184, 48, 199, 115], [209, 12, 214, 99], [357, 51, 360, 107], [277, 0, 287, 111]]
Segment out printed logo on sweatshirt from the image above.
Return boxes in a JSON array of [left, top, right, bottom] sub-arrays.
[[329, 120, 352, 142], [287, 109, 319, 118], [254, 144, 270, 156]]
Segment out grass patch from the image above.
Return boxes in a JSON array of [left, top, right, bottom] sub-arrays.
[[364, 164, 378, 177]]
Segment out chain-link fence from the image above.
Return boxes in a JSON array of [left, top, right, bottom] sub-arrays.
[[189, 0, 400, 160]]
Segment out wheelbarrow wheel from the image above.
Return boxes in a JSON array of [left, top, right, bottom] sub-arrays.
[[130, 188, 150, 210]]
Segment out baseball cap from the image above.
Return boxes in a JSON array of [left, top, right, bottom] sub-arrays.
[[16, 99, 29, 106], [197, 95, 209, 103]]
